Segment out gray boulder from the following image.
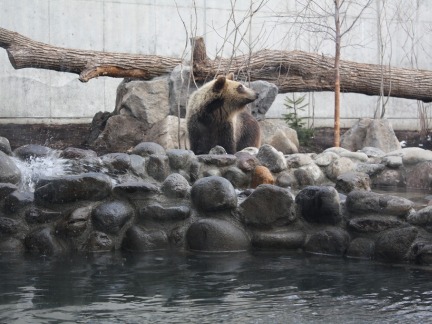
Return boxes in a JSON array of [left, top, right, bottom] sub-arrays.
[[256, 144, 287, 173], [0, 137, 12, 155], [374, 227, 418, 262], [341, 118, 401, 153], [161, 173, 190, 198], [114, 77, 169, 127], [169, 65, 194, 117], [241, 184, 296, 226], [248, 80, 278, 120], [304, 228, 350, 256], [295, 186, 341, 225], [191, 176, 237, 212], [25, 226, 65, 255], [92, 200, 134, 235], [0, 151, 21, 185], [186, 218, 250, 252], [251, 230, 306, 250], [347, 237, 375, 259], [122, 226, 169, 251], [335, 171, 371, 194]]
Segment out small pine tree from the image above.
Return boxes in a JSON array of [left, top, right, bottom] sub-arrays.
[[283, 94, 314, 146]]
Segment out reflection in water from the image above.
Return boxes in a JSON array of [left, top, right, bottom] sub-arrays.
[[0, 251, 431, 323]]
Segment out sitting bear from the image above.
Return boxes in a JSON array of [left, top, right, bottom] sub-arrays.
[[186, 73, 261, 154]]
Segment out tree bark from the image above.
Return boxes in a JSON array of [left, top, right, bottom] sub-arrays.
[[1, 27, 432, 103]]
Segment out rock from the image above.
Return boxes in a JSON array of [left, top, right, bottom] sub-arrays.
[[354, 163, 385, 176], [371, 168, 406, 188], [34, 173, 112, 204], [113, 181, 159, 198], [25, 227, 65, 255], [3, 191, 33, 213], [313, 151, 339, 167], [304, 228, 350, 256], [223, 167, 250, 188], [347, 238, 375, 259], [169, 65, 194, 117], [161, 173, 190, 198], [297, 163, 325, 184], [259, 119, 299, 149], [92, 200, 134, 235], [25, 207, 62, 224], [397, 147, 432, 165], [191, 176, 237, 212], [256, 144, 287, 172], [0, 217, 20, 234], [57, 206, 92, 237], [407, 206, 432, 227], [166, 149, 195, 171], [132, 142, 166, 157], [147, 154, 170, 182], [339, 151, 369, 162], [406, 161, 432, 190], [197, 154, 237, 167], [346, 190, 414, 217], [285, 154, 314, 168], [0, 183, 18, 200], [100, 153, 132, 174], [235, 152, 259, 172], [248, 80, 278, 120], [85, 231, 114, 252], [144, 116, 188, 150], [269, 130, 299, 154], [114, 77, 169, 127], [412, 242, 432, 265], [295, 186, 341, 225], [241, 184, 296, 226], [13, 144, 53, 160], [358, 146, 385, 158], [0, 237, 25, 253], [382, 155, 403, 169], [140, 204, 190, 222], [251, 165, 274, 188], [129, 154, 147, 178], [60, 147, 97, 159], [374, 227, 418, 262], [0, 151, 21, 185], [335, 171, 371, 194], [122, 226, 169, 251], [209, 146, 227, 155], [293, 168, 315, 187], [186, 218, 250, 252], [275, 171, 296, 188], [347, 216, 405, 233], [0, 137, 12, 155], [90, 115, 149, 153], [325, 157, 355, 181], [251, 230, 306, 249], [341, 118, 401, 153]]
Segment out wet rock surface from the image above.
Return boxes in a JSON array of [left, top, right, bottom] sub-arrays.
[[1, 140, 432, 267]]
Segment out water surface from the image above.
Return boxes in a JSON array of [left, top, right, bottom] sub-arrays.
[[0, 251, 431, 323]]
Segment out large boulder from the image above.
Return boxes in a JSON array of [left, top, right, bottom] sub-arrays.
[[144, 116, 189, 150], [191, 176, 237, 212], [169, 65, 195, 117], [92, 200, 134, 235], [0, 150, 21, 185], [114, 77, 170, 127], [295, 186, 341, 225], [304, 228, 350, 256], [259, 119, 299, 153], [341, 118, 401, 153], [248, 80, 278, 120], [34, 173, 112, 204], [240, 184, 296, 226], [186, 218, 250, 252], [374, 227, 418, 262]]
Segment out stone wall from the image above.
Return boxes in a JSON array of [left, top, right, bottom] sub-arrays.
[[1, 139, 432, 266]]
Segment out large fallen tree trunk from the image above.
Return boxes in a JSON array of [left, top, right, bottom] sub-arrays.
[[1, 27, 432, 102]]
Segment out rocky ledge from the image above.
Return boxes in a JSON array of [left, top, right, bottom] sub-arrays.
[[1, 139, 432, 266]]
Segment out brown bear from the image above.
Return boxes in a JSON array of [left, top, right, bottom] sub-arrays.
[[186, 73, 261, 155]]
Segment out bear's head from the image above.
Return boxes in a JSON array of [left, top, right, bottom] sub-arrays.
[[212, 73, 258, 107]]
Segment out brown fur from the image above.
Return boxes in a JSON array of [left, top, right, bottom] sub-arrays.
[[186, 73, 261, 154]]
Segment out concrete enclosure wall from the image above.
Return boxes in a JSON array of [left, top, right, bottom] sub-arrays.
[[1, 0, 432, 130]]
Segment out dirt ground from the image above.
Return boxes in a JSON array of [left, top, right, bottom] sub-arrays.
[[0, 123, 426, 154]]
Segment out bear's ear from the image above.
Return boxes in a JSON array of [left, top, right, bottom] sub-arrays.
[[213, 75, 226, 93], [226, 73, 234, 80]]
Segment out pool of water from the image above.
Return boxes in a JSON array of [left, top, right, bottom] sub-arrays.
[[0, 251, 431, 323]]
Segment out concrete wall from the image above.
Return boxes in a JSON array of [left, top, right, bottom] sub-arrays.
[[1, 0, 431, 130]]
